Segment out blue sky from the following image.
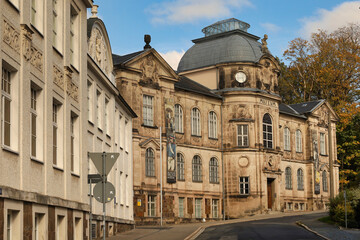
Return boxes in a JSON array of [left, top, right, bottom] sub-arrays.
[[91, 1, 360, 70]]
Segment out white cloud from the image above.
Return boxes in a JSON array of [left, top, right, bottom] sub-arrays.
[[160, 50, 185, 71], [300, 1, 360, 38], [147, 0, 253, 24], [260, 23, 281, 33]]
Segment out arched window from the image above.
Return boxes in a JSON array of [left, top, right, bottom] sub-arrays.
[[285, 167, 292, 189], [297, 168, 304, 190], [192, 155, 202, 182], [323, 171, 328, 192], [284, 127, 290, 151], [175, 104, 183, 133], [145, 148, 155, 177], [263, 113, 273, 149], [177, 153, 185, 181], [208, 111, 217, 139], [209, 157, 219, 183], [296, 130, 302, 152], [191, 108, 201, 136]]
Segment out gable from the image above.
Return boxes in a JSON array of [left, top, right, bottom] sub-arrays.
[[88, 20, 114, 79], [311, 101, 339, 123], [139, 138, 161, 150]]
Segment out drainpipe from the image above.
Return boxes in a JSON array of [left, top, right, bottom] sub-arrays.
[[221, 97, 225, 220], [328, 113, 334, 199]]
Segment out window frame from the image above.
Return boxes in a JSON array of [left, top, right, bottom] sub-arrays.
[[1, 67, 11, 148], [177, 153, 185, 181], [209, 157, 219, 183], [191, 108, 201, 136], [148, 195, 156, 217], [175, 104, 183, 133], [195, 198, 202, 218], [192, 155, 202, 182], [70, 4, 79, 68], [208, 111, 217, 139], [322, 171, 328, 192], [239, 176, 250, 195], [285, 167, 292, 190], [320, 133, 326, 155], [297, 168, 304, 190], [296, 129, 302, 153], [284, 127, 290, 151], [237, 124, 248, 147], [145, 148, 155, 177], [179, 197, 184, 218], [143, 95, 154, 127], [212, 199, 219, 219], [262, 114, 273, 149]]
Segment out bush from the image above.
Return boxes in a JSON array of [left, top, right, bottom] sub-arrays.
[[329, 188, 360, 228]]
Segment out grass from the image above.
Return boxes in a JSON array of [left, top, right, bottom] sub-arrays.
[[318, 216, 336, 225]]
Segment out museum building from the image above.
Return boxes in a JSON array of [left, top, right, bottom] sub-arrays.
[[113, 18, 340, 224]]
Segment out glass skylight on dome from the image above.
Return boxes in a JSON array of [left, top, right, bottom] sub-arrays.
[[202, 18, 250, 37]]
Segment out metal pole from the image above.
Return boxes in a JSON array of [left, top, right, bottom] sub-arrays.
[[103, 152, 106, 240], [220, 100, 225, 220], [328, 113, 334, 198], [160, 127, 163, 226], [89, 180, 93, 240]]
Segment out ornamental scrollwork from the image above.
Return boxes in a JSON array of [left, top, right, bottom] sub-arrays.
[[3, 19, 20, 53]]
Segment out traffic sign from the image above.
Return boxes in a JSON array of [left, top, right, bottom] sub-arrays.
[[88, 174, 102, 184], [88, 152, 119, 175], [93, 182, 116, 203]]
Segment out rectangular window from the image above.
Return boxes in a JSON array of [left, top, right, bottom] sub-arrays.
[[119, 172, 124, 204], [239, 177, 249, 195], [143, 95, 154, 126], [34, 213, 45, 240], [125, 174, 129, 206], [70, 5, 79, 68], [125, 120, 129, 151], [212, 199, 219, 219], [320, 133, 326, 155], [195, 198, 202, 218], [31, 0, 44, 33], [30, 87, 38, 158], [70, 112, 79, 174], [56, 215, 65, 240], [52, 0, 62, 51], [105, 98, 109, 134], [179, 197, 184, 218], [237, 125, 248, 147], [87, 81, 93, 122], [148, 195, 156, 217], [6, 210, 19, 240], [2, 67, 11, 147], [96, 90, 101, 128], [7, 212, 11, 240], [91, 223, 96, 238], [52, 103, 58, 165]]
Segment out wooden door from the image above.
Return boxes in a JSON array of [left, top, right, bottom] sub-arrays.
[[267, 181, 272, 209]]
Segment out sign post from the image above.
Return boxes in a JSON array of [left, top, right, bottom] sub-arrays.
[[88, 152, 119, 240]]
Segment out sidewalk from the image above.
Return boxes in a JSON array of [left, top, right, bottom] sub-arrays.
[[298, 217, 360, 240], [107, 210, 339, 240]]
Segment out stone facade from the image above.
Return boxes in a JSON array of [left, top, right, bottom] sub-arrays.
[[0, 1, 135, 239]]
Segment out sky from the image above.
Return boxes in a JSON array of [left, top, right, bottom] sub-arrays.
[[91, 0, 360, 70]]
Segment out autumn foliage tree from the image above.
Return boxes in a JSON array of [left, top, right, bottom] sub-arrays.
[[279, 23, 360, 188]]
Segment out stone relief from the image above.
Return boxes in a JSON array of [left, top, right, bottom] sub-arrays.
[[30, 48, 43, 72], [318, 106, 329, 127], [139, 55, 160, 89], [53, 65, 64, 89], [64, 67, 78, 102], [3, 19, 20, 53], [231, 105, 252, 120], [263, 155, 280, 172], [21, 24, 33, 61], [88, 27, 110, 75]]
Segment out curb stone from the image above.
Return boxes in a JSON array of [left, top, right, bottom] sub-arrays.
[[184, 227, 205, 240], [296, 221, 330, 240]]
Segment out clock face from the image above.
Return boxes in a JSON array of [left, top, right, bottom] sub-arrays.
[[235, 72, 247, 83]]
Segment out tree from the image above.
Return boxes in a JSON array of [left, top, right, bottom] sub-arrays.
[[280, 23, 360, 188]]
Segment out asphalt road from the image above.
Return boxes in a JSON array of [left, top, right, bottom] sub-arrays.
[[196, 212, 326, 240]]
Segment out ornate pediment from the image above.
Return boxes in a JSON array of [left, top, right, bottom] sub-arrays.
[[138, 55, 160, 89], [88, 23, 112, 78]]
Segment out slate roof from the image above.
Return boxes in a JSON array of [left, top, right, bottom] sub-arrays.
[[289, 100, 325, 114], [279, 103, 306, 119], [112, 51, 145, 66], [175, 76, 222, 99]]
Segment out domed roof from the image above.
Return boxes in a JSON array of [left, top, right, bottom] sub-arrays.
[[178, 19, 264, 72]]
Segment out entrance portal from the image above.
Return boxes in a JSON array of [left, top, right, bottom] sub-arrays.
[[267, 178, 274, 209]]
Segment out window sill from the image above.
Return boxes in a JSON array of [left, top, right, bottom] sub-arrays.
[[2, 145, 19, 155], [284, 149, 291, 152], [236, 145, 249, 148], [31, 157, 44, 165], [71, 172, 80, 178], [210, 182, 220, 184], [145, 175, 156, 178], [30, 23, 44, 38], [141, 124, 158, 129], [192, 180, 203, 183], [6, 0, 20, 12], [238, 194, 250, 198], [98, 127, 103, 132], [191, 135, 202, 138], [53, 46, 63, 57], [320, 154, 328, 157], [285, 188, 293, 190], [88, 120, 94, 126], [177, 179, 185, 182], [208, 137, 218, 140], [53, 165, 64, 172], [175, 132, 184, 135], [106, 134, 111, 139], [70, 64, 79, 74], [297, 188, 304, 191]]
